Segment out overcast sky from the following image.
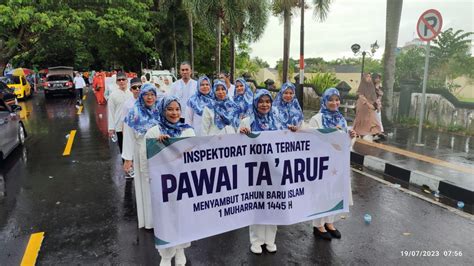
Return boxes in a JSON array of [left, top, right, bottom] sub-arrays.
[[249, 0, 474, 67]]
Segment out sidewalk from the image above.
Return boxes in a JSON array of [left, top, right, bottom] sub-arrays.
[[350, 126, 473, 205]]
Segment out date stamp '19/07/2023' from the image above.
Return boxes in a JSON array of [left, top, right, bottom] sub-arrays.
[[401, 250, 463, 257]]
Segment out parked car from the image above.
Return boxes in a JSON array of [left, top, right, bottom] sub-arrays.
[[43, 66, 75, 98], [0, 79, 18, 106], [142, 69, 177, 83], [6, 74, 32, 100], [0, 98, 26, 160]]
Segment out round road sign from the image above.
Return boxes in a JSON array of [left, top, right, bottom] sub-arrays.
[[417, 9, 443, 42]]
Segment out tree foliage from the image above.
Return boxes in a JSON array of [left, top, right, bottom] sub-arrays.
[[394, 28, 473, 95]]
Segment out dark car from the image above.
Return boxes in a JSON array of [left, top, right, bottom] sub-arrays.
[[0, 79, 17, 106], [0, 98, 26, 160], [44, 66, 75, 98]]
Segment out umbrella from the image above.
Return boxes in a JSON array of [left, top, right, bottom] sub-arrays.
[[11, 68, 34, 76]]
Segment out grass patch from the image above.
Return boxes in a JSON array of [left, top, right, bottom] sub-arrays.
[[458, 97, 474, 103]]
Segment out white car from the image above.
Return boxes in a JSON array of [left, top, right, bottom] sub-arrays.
[[142, 69, 177, 84], [0, 99, 26, 160]]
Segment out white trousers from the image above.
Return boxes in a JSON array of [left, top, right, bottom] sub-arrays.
[[158, 243, 191, 260], [376, 110, 384, 132], [362, 134, 374, 142], [134, 172, 153, 229], [249, 225, 277, 246], [312, 214, 337, 227]]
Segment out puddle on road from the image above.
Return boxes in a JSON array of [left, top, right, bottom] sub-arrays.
[[358, 167, 473, 215]]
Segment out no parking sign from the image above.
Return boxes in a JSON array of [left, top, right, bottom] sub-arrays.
[[417, 9, 443, 41], [415, 9, 443, 145]]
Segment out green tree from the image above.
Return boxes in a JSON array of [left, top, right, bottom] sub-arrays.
[[253, 57, 270, 68], [235, 44, 260, 78], [0, 1, 55, 73], [304, 57, 329, 72], [225, 0, 268, 81], [430, 28, 473, 83], [394, 47, 425, 89], [194, 0, 268, 78], [272, 0, 332, 82], [276, 58, 295, 82]]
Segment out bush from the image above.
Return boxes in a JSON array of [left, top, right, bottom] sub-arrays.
[[307, 73, 340, 96]]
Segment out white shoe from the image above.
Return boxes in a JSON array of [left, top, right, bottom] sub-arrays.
[[159, 258, 171, 266], [265, 243, 277, 253], [175, 248, 186, 265], [250, 244, 262, 254]]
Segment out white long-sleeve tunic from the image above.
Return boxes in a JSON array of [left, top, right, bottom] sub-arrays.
[[201, 107, 237, 136], [170, 79, 197, 118], [122, 124, 195, 229], [107, 88, 133, 132], [185, 107, 204, 136]]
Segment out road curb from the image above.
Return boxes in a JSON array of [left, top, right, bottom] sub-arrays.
[[350, 151, 473, 205]]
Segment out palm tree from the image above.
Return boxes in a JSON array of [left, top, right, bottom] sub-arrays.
[[272, 0, 299, 83], [182, 0, 196, 75], [193, 0, 227, 75], [431, 28, 473, 81], [195, 0, 268, 77], [382, 0, 403, 122], [272, 0, 332, 83], [296, 0, 332, 107], [226, 0, 268, 81]]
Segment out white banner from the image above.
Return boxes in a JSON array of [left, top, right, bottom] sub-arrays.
[[147, 129, 351, 249]]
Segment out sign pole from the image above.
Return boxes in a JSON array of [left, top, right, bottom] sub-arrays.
[[416, 41, 430, 146], [415, 9, 442, 146]]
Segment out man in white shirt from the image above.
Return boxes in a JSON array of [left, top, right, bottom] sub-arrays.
[[122, 77, 142, 116], [108, 72, 133, 160], [170, 62, 197, 121], [73, 72, 86, 105]]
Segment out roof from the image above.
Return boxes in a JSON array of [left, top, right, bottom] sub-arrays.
[[334, 65, 360, 73]]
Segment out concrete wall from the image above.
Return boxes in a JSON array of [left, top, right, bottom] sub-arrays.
[[409, 93, 474, 132]]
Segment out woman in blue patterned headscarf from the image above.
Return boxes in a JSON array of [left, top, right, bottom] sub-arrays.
[[201, 80, 240, 135], [124, 83, 160, 135], [233, 78, 253, 119], [317, 88, 348, 130], [238, 89, 283, 255], [121, 83, 161, 232], [157, 96, 193, 138], [144, 95, 194, 265], [246, 89, 282, 132], [185, 75, 214, 136], [308, 87, 356, 242], [273, 82, 303, 130]]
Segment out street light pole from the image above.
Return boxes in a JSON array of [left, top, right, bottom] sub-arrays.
[[351, 41, 378, 78], [361, 51, 367, 78]]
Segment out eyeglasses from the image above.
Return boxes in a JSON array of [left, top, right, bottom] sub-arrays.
[[131, 86, 141, 90], [117, 79, 127, 82]]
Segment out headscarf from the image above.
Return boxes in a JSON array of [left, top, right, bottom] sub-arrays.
[[250, 89, 281, 131], [158, 96, 193, 137], [357, 74, 377, 103], [233, 78, 253, 118], [319, 88, 347, 130], [273, 82, 303, 128], [187, 76, 214, 116], [212, 80, 240, 129], [124, 83, 160, 135]]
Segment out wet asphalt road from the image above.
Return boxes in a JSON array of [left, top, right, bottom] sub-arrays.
[[0, 90, 473, 265]]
